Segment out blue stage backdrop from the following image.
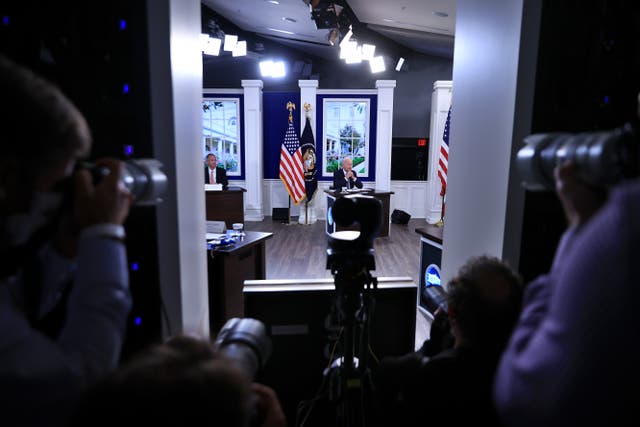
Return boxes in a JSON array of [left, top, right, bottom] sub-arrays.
[[263, 92, 301, 179]]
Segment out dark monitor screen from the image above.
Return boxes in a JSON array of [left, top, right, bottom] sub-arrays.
[[243, 277, 417, 426]]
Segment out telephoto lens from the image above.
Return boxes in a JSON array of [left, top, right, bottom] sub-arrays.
[[213, 317, 272, 380], [516, 124, 638, 191], [84, 158, 168, 205]]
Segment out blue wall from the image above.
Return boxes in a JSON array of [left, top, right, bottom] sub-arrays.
[[263, 92, 301, 179]]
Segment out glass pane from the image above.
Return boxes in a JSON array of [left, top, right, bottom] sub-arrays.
[[202, 98, 241, 176], [323, 99, 370, 178]]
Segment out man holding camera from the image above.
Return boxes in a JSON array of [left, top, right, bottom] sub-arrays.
[[494, 160, 640, 426], [0, 54, 133, 426]]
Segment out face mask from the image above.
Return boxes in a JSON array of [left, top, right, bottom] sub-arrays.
[[4, 191, 64, 247]]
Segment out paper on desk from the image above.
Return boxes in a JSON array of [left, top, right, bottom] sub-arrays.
[[205, 183, 223, 191], [206, 233, 227, 241]]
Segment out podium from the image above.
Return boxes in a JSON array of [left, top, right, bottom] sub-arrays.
[[205, 186, 246, 229], [207, 230, 273, 334], [324, 189, 394, 237]]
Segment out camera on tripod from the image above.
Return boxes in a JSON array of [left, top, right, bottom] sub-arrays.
[[516, 123, 639, 191], [326, 194, 382, 275]]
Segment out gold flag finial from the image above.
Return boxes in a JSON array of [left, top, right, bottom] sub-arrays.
[[287, 101, 296, 123], [303, 102, 312, 118]]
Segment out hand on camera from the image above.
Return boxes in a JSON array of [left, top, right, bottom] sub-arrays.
[[554, 162, 607, 228], [251, 383, 286, 427], [74, 158, 133, 227]]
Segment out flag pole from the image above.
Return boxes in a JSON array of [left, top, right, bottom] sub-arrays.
[[436, 193, 445, 227]]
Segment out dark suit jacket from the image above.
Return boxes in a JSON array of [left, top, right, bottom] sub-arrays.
[[333, 168, 363, 190], [204, 167, 229, 189]]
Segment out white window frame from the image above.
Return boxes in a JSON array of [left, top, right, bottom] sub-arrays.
[[202, 97, 242, 177], [322, 98, 371, 178]]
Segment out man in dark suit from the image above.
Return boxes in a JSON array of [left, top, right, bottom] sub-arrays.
[[205, 153, 229, 189], [332, 156, 363, 191]]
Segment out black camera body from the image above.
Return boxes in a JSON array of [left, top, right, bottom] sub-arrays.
[[516, 123, 639, 191], [326, 194, 382, 274]]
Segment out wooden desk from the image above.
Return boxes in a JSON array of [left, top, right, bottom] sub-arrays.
[[205, 186, 246, 229], [207, 231, 273, 334], [415, 225, 445, 315], [324, 189, 394, 237]]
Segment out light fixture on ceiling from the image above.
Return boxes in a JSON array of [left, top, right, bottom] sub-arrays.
[[395, 57, 405, 72], [200, 34, 221, 56], [223, 34, 238, 52], [361, 44, 376, 61], [433, 11, 449, 18], [232, 40, 247, 57], [370, 56, 386, 73], [266, 27, 295, 35], [259, 60, 287, 78], [328, 28, 339, 46]]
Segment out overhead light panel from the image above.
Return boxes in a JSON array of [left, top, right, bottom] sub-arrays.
[[339, 27, 353, 49], [259, 60, 286, 78], [232, 40, 247, 57], [204, 37, 222, 56], [362, 44, 376, 61], [395, 57, 405, 71], [223, 34, 238, 51], [370, 56, 386, 73]]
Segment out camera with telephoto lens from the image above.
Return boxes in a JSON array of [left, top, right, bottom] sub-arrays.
[[82, 158, 168, 205], [516, 123, 639, 191], [213, 317, 272, 381]]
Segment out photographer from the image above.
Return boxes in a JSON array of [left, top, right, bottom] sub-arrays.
[[71, 334, 286, 427], [0, 54, 133, 426], [494, 160, 640, 426], [375, 256, 523, 427]]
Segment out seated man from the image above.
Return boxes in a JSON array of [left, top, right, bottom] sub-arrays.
[[374, 255, 523, 427], [204, 153, 229, 189], [333, 156, 363, 191]]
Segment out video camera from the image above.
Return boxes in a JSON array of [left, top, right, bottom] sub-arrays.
[[516, 123, 639, 191], [82, 158, 168, 206], [326, 194, 382, 274], [213, 317, 272, 381]]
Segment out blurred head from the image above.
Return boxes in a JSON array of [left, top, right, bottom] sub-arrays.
[[206, 153, 218, 169], [0, 54, 91, 259], [342, 157, 353, 171], [446, 256, 523, 350], [72, 334, 254, 427]]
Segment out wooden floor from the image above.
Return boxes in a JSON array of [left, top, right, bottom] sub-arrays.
[[245, 216, 431, 348], [245, 217, 423, 283]]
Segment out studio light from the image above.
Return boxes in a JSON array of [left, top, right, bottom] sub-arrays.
[[370, 56, 386, 73], [232, 40, 247, 57], [362, 44, 376, 61], [395, 57, 405, 72], [328, 28, 339, 46], [223, 34, 238, 52], [200, 34, 221, 56], [339, 26, 353, 49], [259, 60, 286, 78]]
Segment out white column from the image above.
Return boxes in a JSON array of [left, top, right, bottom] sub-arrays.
[[427, 80, 453, 224], [440, 0, 540, 285], [241, 80, 264, 221], [148, 0, 210, 338], [298, 80, 319, 225], [375, 80, 396, 191]]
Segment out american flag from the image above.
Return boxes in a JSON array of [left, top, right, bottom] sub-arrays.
[[437, 106, 451, 196], [279, 119, 306, 205]]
